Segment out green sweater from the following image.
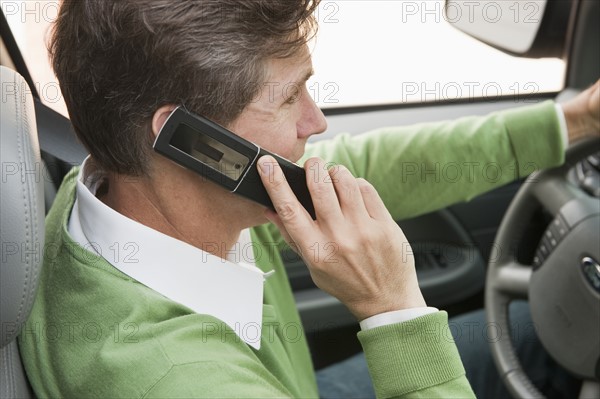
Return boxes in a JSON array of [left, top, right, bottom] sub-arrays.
[[20, 101, 563, 398]]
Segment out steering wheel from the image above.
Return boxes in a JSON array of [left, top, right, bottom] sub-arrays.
[[486, 137, 600, 398]]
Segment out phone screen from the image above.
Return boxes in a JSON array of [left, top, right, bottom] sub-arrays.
[[170, 123, 250, 182]]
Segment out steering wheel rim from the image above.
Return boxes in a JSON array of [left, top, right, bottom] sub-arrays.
[[486, 137, 600, 398]]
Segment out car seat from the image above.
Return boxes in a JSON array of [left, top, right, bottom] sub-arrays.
[[0, 65, 44, 398]]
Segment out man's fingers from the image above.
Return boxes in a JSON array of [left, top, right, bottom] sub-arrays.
[[331, 165, 369, 219], [304, 158, 344, 222], [258, 155, 313, 235], [264, 209, 294, 246], [588, 80, 600, 126], [357, 178, 393, 221]]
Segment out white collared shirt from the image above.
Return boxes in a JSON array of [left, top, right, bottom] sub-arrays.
[[68, 157, 273, 349]]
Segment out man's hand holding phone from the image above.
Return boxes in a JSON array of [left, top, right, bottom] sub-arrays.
[[258, 155, 426, 321]]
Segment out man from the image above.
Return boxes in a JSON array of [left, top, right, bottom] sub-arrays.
[[19, 1, 599, 398]]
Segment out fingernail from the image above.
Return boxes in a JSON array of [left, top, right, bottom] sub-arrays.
[[258, 155, 274, 175]]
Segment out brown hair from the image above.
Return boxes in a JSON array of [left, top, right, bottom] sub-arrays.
[[50, 0, 319, 175]]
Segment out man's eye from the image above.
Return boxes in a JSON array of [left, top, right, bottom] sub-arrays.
[[284, 91, 300, 105]]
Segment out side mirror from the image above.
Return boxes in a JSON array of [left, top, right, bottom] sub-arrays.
[[444, 0, 573, 58]]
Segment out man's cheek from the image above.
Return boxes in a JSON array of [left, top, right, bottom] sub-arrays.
[[259, 138, 295, 159]]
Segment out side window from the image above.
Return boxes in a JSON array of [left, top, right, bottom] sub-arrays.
[[308, 0, 565, 108], [2, 0, 566, 113], [1, 0, 68, 117]]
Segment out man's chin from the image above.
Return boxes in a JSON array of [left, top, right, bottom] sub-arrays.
[[248, 207, 271, 227], [228, 192, 270, 225], [289, 143, 308, 164]]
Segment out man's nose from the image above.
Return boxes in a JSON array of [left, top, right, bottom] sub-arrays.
[[297, 88, 328, 139]]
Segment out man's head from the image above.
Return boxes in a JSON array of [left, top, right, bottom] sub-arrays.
[[51, 0, 322, 176]]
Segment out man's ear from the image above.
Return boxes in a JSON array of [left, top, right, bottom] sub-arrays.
[[151, 105, 178, 138]]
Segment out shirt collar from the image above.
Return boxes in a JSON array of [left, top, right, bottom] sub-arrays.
[[68, 157, 271, 349]]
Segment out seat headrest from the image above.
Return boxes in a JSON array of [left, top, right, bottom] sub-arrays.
[[0, 66, 45, 347]]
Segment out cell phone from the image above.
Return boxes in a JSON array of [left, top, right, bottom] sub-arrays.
[[153, 106, 316, 219]]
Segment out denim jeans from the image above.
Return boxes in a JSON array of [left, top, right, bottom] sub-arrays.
[[316, 301, 581, 399]]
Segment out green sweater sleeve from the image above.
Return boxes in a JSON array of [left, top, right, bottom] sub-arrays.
[[302, 100, 564, 221], [265, 101, 563, 246], [357, 312, 475, 399]]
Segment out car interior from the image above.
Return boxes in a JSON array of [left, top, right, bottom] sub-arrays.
[[1, 0, 598, 398]]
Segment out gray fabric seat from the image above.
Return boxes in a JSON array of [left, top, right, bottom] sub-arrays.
[[0, 66, 44, 398]]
